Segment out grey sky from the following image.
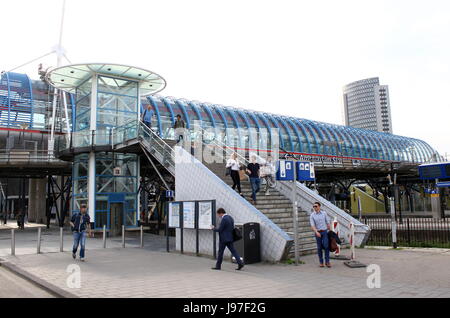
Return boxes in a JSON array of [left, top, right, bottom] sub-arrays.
[[1, 0, 449, 157]]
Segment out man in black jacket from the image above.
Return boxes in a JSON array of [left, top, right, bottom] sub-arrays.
[[211, 208, 244, 271]]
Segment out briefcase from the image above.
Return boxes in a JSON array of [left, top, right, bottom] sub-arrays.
[[233, 227, 242, 242]]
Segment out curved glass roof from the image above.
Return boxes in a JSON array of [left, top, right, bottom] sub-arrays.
[[143, 95, 440, 163], [45, 63, 166, 96]]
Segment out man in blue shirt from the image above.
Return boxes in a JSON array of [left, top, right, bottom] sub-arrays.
[[310, 202, 331, 267], [142, 105, 153, 129], [70, 204, 92, 261]]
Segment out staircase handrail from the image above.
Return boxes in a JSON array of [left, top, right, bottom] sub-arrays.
[[276, 180, 371, 246]]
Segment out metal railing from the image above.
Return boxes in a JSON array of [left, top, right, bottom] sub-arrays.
[[112, 120, 175, 175], [138, 121, 175, 175], [2, 225, 146, 256], [0, 149, 63, 163], [275, 180, 371, 246], [363, 217, 450, 248]]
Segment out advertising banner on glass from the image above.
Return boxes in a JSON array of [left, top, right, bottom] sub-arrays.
[[168, 202, 181, 228], [198, 201, 214, 230], [183, 201, 196, 229]]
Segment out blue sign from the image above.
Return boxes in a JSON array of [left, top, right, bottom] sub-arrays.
[[296, 161, 315, 182], [276, 160, 295, 181], [166, 190, 174, 198], [109, 193, 125, 203], [437, 182, 450, 188]]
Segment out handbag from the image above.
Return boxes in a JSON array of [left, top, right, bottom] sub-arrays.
[[233, 227, 242, 242], [225, 167, 231, 176]]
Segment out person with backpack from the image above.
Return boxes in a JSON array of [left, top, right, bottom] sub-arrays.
[[211, 208, 244, 271], [70, 204, 92, 261]]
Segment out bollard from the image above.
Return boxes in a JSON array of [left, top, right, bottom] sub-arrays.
[[103, 225, 106, 248], [140, 225, 144, 248], [390, 197, 397, 248], [122, 225, 125, 248], [60, 227, 64, 252], [349, 222, 355, 260], [11, 228, 15, 256], [332, 218, 341, 256], [37, 227, 42, 254]]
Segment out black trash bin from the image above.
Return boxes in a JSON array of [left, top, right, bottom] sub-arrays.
[[233, 222, 261, 264]]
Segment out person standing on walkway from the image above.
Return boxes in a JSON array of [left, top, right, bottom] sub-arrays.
[[310, 202, 331, 268], [70, 204, 92, 262], [211, 208, 244, 271], [141, 105, 153, 129], [226, 153, 243, 197], [246, 155, 261, 205], [173, 114, 186, 144]]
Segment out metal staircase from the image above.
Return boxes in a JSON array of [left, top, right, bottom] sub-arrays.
[[196, 129, 318, 256], [205, 163, 317, 256], [114, 121, 370, 257]]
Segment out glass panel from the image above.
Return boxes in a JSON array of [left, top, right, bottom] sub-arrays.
[[125, 211, 136, 226], [75, 109, 90, 131], [95, 211, 108, 229], [96, 176, 115, 193], [115, 177, 137, 193], [73, 130, 92, 148], [75, 77, 92, 101], [97, 76, 138, 97], [96, 197, 108, 211], [74, 178, 88, 195]]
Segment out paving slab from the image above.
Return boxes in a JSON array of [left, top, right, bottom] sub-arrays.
[[1, 245, 449, 298]]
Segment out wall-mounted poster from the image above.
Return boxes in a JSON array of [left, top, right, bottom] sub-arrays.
[[183, 201, 196, 229], [198, 201, 213, 230], [168, 202, 181, 228]]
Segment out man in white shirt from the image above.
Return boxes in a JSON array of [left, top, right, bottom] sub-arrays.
[[226, 153, 243, 196]]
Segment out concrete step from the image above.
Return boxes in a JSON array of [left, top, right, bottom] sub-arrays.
[[284, 232, 316, 240], [290, 241, 317, 251], [282, 226, 314, 233], [261, 216, 310, 224], [243, 195, 289, 200], [277, 225, 312, 232], [257, 208, 295, 213], [251, 203, 294, 209]]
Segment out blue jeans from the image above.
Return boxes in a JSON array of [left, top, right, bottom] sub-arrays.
[[315, 231, 330, 264], [216, 241, 243, 269], [250, 177, 261, 201], [72, 231, 87, 259]]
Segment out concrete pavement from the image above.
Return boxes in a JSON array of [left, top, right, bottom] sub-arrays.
[[0, 266, 53, 298], [1, 245, 449, 298]]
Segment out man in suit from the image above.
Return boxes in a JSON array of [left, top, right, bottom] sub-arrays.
[[211, 208, 244, 271]]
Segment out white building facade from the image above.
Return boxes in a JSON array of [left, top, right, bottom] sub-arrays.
[[343, 77, 393, 134]]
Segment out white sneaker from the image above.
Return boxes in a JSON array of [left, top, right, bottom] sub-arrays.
[[80, 258, 85, 262], [265, 192, 270, 196]]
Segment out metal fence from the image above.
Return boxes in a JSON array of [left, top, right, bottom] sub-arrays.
[[363, 217, 450, 248]]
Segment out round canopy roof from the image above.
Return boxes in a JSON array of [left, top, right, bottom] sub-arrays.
[[45, 63, 166, 96]]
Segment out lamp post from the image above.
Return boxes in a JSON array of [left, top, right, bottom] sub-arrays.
[[388, 166, 397, 249]]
